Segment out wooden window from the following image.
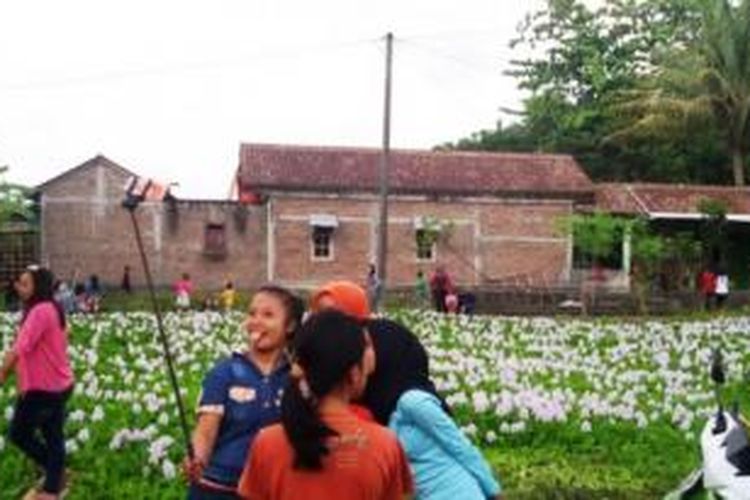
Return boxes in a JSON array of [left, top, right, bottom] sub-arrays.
[[416, 229, 435, 262], [312, 226, 334, 261], [204, 223, 227, 258]]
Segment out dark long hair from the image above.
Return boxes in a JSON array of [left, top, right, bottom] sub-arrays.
[[281, 310, 366, 470], [20, 267, 66, 329], [362, 318, 450, 425], [256, 284, 305, 342]]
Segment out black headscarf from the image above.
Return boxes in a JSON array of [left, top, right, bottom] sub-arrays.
[[361, 318, 450, 425]]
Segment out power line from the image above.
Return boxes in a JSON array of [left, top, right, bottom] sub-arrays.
[[2, 32, 532, 91], [399, 26, 515, 42], [398, 38, 518, 78], [396, 40, 522, 119], [1, 37, 381, 91]]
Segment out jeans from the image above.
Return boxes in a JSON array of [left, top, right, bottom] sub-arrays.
[[187, 482, 240, 500], [9, 387, 72, 494]]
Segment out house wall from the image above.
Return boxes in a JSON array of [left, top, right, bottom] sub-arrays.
[[40, 159, 266, 291], [269, 194, 573, 289], [38, 159, 577, 294]]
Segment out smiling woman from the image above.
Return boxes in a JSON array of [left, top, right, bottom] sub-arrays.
[[184, 285, 304, 499], [0, 266, 74, 500]]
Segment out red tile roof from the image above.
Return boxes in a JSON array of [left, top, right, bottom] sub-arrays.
[[237, 144, 594, 198], [597, 183, 750, 215]]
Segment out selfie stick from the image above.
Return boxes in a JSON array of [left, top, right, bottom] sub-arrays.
[[123, 181, 194, 459]]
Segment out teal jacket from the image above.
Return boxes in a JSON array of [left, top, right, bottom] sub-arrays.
[[389, 389, 501, 499]]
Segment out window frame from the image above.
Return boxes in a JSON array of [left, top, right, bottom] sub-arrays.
[[415, 228, 437, 262], [311, 226, 335, 262], [203, 223, 228, 258]]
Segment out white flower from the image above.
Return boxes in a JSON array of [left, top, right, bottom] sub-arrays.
[[109, 432, 125, 451], [462, 423, 478, 437], [580, 420, 592, 433], [4, 406, 13, 422], [65, 439, 79, 454], [91, 406, 104, 422], [162, 459, 176, 479], [471, 391, 491, 413], [485, 430, 497, 444], [69, 410, 86, 423], [77, 428, 90, 443]]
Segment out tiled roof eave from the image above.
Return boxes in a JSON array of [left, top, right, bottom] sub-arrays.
[[250, 184, 595, 200]]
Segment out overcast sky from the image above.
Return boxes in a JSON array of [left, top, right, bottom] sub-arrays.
[[0, 0, 545, 198]]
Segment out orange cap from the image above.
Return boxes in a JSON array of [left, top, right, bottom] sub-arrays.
[[310, 281, 371, 320]]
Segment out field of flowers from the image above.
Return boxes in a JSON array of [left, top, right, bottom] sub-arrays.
[[1, 310, 749, 499]]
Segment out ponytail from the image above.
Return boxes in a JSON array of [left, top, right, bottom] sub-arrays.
[[281, 377, 336, 470], [280, 310, 366, 470]]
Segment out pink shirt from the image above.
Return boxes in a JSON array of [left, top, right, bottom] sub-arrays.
[[13, 302, 74, 394], [174, 279, 194, 296]]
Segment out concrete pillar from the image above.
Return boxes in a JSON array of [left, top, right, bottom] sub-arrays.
[[622, 226, 632, 289]]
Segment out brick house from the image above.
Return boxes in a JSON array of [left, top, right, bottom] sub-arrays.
[[33, 146, 595, 291], [36, 155, 266, 290], [236, 143, 594, 289]]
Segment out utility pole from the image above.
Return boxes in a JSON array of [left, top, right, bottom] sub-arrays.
[[377, 32, 393, 304]]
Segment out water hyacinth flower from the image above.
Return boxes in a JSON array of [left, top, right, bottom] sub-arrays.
[[69, 410, 86, 423], [91, 406, 105, 422], [3, 309, 750, 484], [485, 430, 497, 444], [162, 458, 177, 479], [65, 439, 79, 454], [148, 435, 175, 464], [77, 428, 91, 443]]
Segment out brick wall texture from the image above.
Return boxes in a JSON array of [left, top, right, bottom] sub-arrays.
[[39, 158, 575, 292]]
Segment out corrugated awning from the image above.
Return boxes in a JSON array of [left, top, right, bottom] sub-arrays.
[[309, 214, 339, 228]]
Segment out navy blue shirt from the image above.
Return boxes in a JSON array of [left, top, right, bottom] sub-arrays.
[[197, 352, 289, 487]]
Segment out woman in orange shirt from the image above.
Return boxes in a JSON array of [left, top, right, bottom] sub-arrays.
[[237, 310, 413, 500]]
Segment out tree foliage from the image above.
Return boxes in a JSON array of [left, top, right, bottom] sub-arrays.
[[0, 167, 31, 226], [612, 0, 750, 185], [446, 0, 738, 185], [559, 212, 625, 264]]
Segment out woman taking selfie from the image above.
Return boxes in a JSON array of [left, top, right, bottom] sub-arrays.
[[185, 285, 303, 499]]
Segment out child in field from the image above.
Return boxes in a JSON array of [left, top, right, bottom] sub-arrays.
[[174, 273, 194, 311], [219, 281, 237, 312], [415, 270, 429, 308], [715, 268, 729, 308]]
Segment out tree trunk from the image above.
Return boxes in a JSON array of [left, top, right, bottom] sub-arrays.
[[732, 148, 745, 186]]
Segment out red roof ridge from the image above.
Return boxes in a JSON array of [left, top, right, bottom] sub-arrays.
[[239, 142, 576, 161]]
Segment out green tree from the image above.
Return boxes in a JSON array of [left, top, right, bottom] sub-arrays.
[[627, 218, 667, 313], [447, 0, 730, 185], [0, 167, 30, 225], [561, 212, 624, 265], [697, 197, 729, 262], [613, 0, 750, 185]]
